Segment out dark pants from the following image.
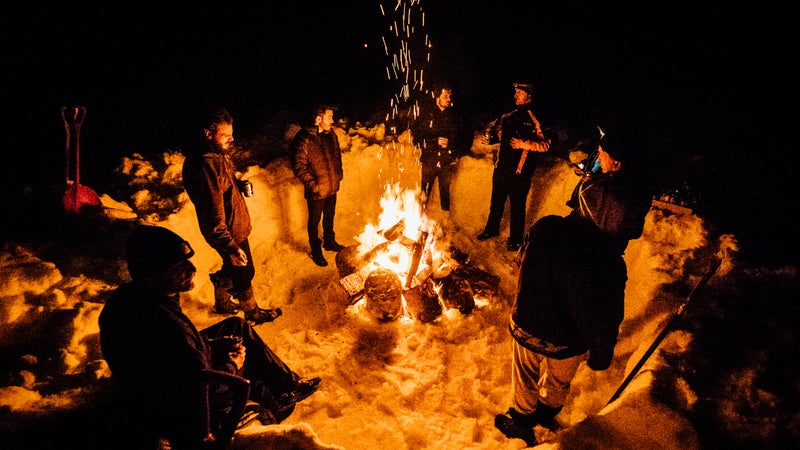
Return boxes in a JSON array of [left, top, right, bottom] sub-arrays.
[[215, 239, 255, 296], [201, 317, 300, 405], [483, 169, 532, 244], [421, 160, 456, 211], [306, 194, 337, 251]]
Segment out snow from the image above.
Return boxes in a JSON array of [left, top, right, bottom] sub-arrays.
[[0, 124, 796, 449]]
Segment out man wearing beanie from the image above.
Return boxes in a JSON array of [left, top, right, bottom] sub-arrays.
[[99, 224, 321, 449], [494, 127, 653, 446], [478, 82, 550, 251]]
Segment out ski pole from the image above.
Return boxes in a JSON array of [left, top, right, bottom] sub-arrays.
[[605, 258, 721, 406]]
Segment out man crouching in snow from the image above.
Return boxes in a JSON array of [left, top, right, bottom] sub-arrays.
[[99, 224, 321, 449], [495, 125, 653, 446]]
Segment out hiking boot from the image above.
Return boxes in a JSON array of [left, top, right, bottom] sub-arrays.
[[311, 252, 328, 267], [211, 272, 240, 314], [529, 401, 563, 430], [323, 241, 346, 252], [506, 240, 522, 251], [214, 296, 241, 315], [494, 409, 536, 446], [244, 307, 283, 325], [279, 377, 322, 405], [477, 232, 498, 241]]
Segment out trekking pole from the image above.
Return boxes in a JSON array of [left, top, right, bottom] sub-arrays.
[[605, 257, 721, 406]]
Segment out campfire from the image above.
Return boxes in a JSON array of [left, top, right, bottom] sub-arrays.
[[336, 184, 500, 323]]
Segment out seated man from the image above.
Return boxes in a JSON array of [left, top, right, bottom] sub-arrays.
[[99, 224, 321, 449]]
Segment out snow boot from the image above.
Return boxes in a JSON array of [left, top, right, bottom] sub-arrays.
[[529, 400, 563, 430], [279, 377, 322, 405], [323, 236, 345, 252], [238, 288, 282, 325], [310, 244, 328, 266], [494, 407, 537, 446], [210, 271, 240, 315]]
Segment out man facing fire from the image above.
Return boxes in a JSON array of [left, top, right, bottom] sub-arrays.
[[494, 125, 653, 446]]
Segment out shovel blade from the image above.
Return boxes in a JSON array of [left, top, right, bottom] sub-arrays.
[[63, 183, 102, 214]]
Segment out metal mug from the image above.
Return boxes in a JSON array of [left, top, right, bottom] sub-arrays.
[[238, 179, 254, 197]]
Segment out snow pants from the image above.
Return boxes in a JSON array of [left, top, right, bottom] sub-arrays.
[[511, 340, 586, 414]]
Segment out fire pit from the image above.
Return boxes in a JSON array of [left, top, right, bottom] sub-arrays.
[[336, 185, 500, 323]]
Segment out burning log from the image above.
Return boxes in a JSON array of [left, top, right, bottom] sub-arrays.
[[380, 219, 405, 241], [404, 229, 429, 289], [451, 266, 501, 301], [336, 209, 501, 322], [403, 278, 442, 323], [438, 275, 475, 315], [363, 268, 403, 322], [335, 245, 362, 279]]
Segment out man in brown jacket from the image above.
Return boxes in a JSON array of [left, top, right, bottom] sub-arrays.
[[290, 104, 346, 267], [182, 107, 281, 324]]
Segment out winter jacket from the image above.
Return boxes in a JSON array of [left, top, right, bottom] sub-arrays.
[[510, 169, 651, 369], [566, 170, 651, 255], [410, 99, 467, 167], [291, 126, 344, 200], [489, 102, 547, 177], [99, 281, 214, 444], [182, 149, 252, 256]]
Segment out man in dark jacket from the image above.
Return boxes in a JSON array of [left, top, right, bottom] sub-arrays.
[[182, 107, 280, 324], [290, 104, 345, 267], [409, 83, 469, 212], [99, 225, 321, 449], [478, 82, 550, 251], [494, 127, 653, 446]]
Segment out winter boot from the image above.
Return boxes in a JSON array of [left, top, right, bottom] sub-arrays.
[[323, 236, 345, 252], [528, 400, 563, 430], [210, 272, 240, 315], [238, 288, 282, 325], [310, 245, 328, 266], [494, 407, 537, 446]]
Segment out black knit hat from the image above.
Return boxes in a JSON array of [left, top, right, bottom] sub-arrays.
[[125, 225, 194, 278], [597, 126, 636, 164]]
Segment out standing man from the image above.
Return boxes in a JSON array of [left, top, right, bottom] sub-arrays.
[[494, 127, 653, 446], [290, 104, 345, 267], [409, 83, 468, 212], [478, 82, 550, 251], [99, 225, 321, 449], [182, 107, 281, 324]]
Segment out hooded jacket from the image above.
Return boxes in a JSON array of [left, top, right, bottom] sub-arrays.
[[511, 168, 651, 369]]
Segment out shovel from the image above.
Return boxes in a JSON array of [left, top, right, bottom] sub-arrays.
[[61, 106, 102, 214]]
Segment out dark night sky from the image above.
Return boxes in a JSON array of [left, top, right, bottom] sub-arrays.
[[3, 2, 792, 266]]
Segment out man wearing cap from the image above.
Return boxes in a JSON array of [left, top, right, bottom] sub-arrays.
[[478, 82, 550, 251], [494, 128, 653, 446], [99, 224, 321, 449]]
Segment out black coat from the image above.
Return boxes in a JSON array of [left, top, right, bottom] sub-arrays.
[[99, 282, 212, 443], [511, 169, 652, 369], [490, 102, 548, 177], [410, 99, 468, 166]]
